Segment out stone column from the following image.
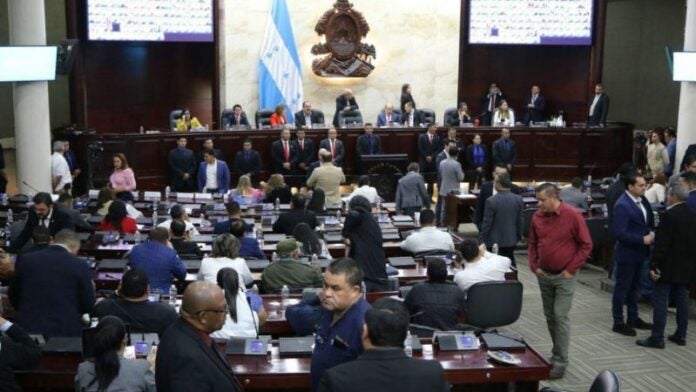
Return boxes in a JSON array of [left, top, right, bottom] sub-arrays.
[[675, 0, 696, 171], [8, 0, 52, 194]]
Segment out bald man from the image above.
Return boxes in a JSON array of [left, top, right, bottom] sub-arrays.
[[156, 281, 242, 392]]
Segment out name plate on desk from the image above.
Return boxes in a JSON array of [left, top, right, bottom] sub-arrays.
[[176, 192, 195, 201], [194, 193, 213, 201], [143, 191, 161, 201]]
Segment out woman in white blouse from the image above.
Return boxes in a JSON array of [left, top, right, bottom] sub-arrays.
[[210, 268, 267, 339], [646, 129, 670, 177], [198, 233, 254, 286], [493, 100, 515, 127]]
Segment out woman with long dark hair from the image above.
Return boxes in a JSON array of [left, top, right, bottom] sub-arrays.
[[211, 268, 267, 339], [75, 316, 155, 391], [306, 188, 325, 213], [99, 200, 137, 233], [341, 195, 389, 292], [400, 83, 416, 113], [110, 153, 137, 202], [293, 222, 330, 258]]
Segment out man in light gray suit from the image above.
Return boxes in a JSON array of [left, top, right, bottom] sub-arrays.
[[559, 177, 589, 211], [479, 172, 524, 266], [437, 145, 465, 226], [395, 163, 431, 216]]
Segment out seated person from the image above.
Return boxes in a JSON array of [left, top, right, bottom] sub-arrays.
[[93, 269, 178, 336], [346, 175, 379, 205], [404, 258, 465, 330], [261, 239, 323, 293], [222, 104, 250, 129], [400, 210, 454, 254], [492, 100, 515, 127], [559, 177, 589, 211], [262, 173, 292, 204], [75, 316, 156, 392], [157, 204, 199, 235], [645, 173, 667, 205], [228, 175, 263, 205], [293, 222, 330, 259], [213, 200, 248, 235], [448, 102, 472, 127], [0, 313, 41, 391], [99, 200, 138, 233], [230, 219, 266, 260], [127, 228, 187, 293], [270, 104, 288, 127], [174, 108, 203, 132], [453, 239, 511, 291], [210, 268, 267, 339], [169, 220, 203, 257], [57, 193, 92, 232], [20, 226, 51, 255], [376, 103, 401, 127], [273, 193, 317, 235], [97, 188, 143, 218], [198, 233, 254, 286]]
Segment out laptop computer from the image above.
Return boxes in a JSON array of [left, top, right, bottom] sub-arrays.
[[278, 336, 314, 356]]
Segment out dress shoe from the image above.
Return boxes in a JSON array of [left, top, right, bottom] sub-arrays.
[[612, 323, 636, 336], [628, 318, 653, 330], [636, 337, 665, 349], [668, 334, 687, 346], [549, 364, 566, 380]]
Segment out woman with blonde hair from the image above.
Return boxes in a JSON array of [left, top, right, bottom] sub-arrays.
[[229, 175, 263, 205], [646, 128, 669, 177], [492, 99, 515, 127]]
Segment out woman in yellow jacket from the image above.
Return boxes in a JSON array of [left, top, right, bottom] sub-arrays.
[[174, 108, 202, 132]]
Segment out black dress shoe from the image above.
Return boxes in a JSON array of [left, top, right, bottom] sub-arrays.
[[668, 334, 687, 346], [613, 323, 637, 336], [636, 337, 665, 349], [628, 318, 653, 330]]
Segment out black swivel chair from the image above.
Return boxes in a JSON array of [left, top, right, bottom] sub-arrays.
[[465, 281, 523, 329], [338, 110, 363, 127], [420, 108, 436, 125], [255, 109, 275, 129], [169, 109, 183, 130], [443, 107, 458, 126], [589, 370, 620, 392]]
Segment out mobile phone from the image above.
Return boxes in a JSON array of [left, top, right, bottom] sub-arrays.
[[134, 342, 150, 356]]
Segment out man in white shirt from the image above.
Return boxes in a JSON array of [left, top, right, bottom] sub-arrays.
[[453, 239, 511, 291], [51, 141, 72, 192], [400, 209, 454, 254], [346, 175, 379, 204], [157, 204, 200, 235]]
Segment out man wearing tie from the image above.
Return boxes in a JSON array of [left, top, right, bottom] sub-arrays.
[[271, 128, 298, 175], [402, 102, 424, 128], [376, 103, 401, 127], [320, 128, 345, 166], [168, 137, 197, 192], [418, 124, 442, 198], [611, 172, 655, 337], [233, 138, 262, 182], [10, 192, 75, 253], [221, 104, 250, 129], [523, 85, 546, 125], [356, 123, 382, 157], [492, 128, 517, 173], [481, 83, 505, 126], [294, 101, 324, 129], [588, 83, 609, 127], [293, 129, 316, 175]]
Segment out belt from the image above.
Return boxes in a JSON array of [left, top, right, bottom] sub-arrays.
[[541, 267, 565, 275]]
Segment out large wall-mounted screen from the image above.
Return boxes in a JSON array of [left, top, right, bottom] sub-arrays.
[[87, 0, 214, 42], [469, 0, 593, 46], [0, 46, 57, 82]]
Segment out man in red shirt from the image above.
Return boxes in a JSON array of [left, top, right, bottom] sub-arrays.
[[528, 183, 592, 379]]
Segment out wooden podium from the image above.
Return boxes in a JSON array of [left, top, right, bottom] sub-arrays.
[[359, 154, 409, 201]]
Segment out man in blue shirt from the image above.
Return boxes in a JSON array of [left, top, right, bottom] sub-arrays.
[[664, 128, 676, 176], [311, 258, 370, 391], [229, 219, 266, 260], [127, 227, 186, 293]]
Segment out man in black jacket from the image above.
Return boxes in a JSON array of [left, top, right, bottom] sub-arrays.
[[273, 193, 317, 235], [295, 101, 324, 128], [294, 128, 316, 175], [168, 137, 197, 191], [0, 315, 42, 392], [233, 138, 262, 182], [11, 192, 75, 253], [417, 124, 442, 198], [221, 104, 250, 129], [636, 183, 696, 349], [333, 89, 359, 127], [169, 220, 203, 257], [318, 298, 449, 392], [156, 281, 242, 392]]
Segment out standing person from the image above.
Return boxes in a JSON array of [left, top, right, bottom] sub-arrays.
[[611, 172, 655, 337], [342, 196, 389, 292], [645, 129, 670, 177], [523, 84, 546, 125], [9, 229, 95, 337], [528, 183, 592, 379], [418, 124, 442, 198], [395, 163, 430, 216], [588, 83, 609, 127], [479, 173, 524, 266], [311, 258, 370, 391], [109, 153, 137, 202], [481, 83, 505, 126], [197, 149, 231, 194], [168, 137, 197, 192], [196, 138, 224, 163], [273, 193, 317, 235], [636, 184, 696, 349], [10, 192, 75, 253], [156, 281, 243, 392], [233, 138, 262, 182], [63, 140, 81, 181], [307, 149, 345, 205], [294, 128, 316, 175], [464, 133, 489, 188], [271, 128, 298, 175], [320, 128, 346, 166], [491, 128, 516, 173], [400, 83, 416, 113], [356, 123, 382, 157], [664, 127, 677, 176], [437, 145, 464, 227], [51, 140, 72, 193]]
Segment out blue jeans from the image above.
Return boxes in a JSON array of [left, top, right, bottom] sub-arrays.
[[612, 260, 642, 325], [651, 282, 689, 341]]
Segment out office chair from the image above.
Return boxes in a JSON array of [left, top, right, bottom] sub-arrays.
[[169, 109, 183, 130], [589, 370, 620, 392], [420, 108, 436, 125], [443, 107, 458, 126], [465, 281, 523, 330], [255, 109, 274, 129], [338, 110, 363, 127]]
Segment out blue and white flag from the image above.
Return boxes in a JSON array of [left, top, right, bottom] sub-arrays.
[[259, 0, 303, 124]]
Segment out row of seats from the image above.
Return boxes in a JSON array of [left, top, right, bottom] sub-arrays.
[[170, 107, 469, 130]]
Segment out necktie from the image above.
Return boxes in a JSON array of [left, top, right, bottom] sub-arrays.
[[299, 140, 304, 151], [236, 115, 240, 125], [409, 113, 414, 127], [283, 141, 289, 161], [387, 114, 391, 124], [428, 134, 432, 144], [330, 140, 336, 158], [489, 96, 495, 112]]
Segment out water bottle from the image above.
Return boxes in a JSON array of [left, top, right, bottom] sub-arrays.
[[280, 284, 290, 310], [168, 284, 177, 306], [404, 331, 413, 357], [200, 213, 210, 228], [311, 253, 321, 269], [139, 125, 144, 134], [361, 281, 367, 299], [152, 210, 158, 226], [335, 208, 341, 221], [492, 243, 499, 255], [7, 208, 13, 225], [251, 284, 259, 295], [274, 197, 280, 211], [164, 186, 171, 200]]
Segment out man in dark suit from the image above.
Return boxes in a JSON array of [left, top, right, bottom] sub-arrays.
[[376, 103, 401, 127], [481, 83, 505, 126], [418, 124, 442, 197], [474, 164, 516, 230], [523, 85, 546, 125], [271, 128, 299, 175], [196, 139, 224, 163], [318, 298, 449, 392], [606, 163, 637, 226], [295, 101, 324, 128], [356, 123, 382, 157], [169, 220, 203, 257], [233, 138, 262, 182], [611, 172, 655, 336], [221, 104, 250, 129], [402, 101, 424, 127], [168, 137, 197, 192], [442, 128, 465, 162], [11, 192, 75, 253], [9, 229, 95, 338], [333, 89, 359, 127], [491, 128, 517, 173], [588, 83, 609, 127], [197, 150, 231, 193], [213, 201, 247, 235], [319, 128, 345, 166], [636, 183, 696, 349], [0, 313, 42, 392], [680, 147, 696, 172], [294, 129, 316, 175], [156, 281, 242, 391], [479, 173, 524, 266], [272, 193, 317, 235]]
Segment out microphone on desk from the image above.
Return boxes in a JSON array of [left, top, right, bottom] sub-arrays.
[[248, 295, 259, 340]]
